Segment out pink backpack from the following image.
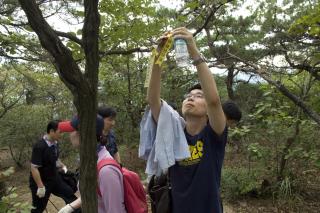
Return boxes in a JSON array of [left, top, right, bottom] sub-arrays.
[[97, 159, 148, 213]]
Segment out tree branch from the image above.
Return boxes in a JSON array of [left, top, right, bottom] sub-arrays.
[[54, 30, 83, 46], [0, 90, 24, 119], [193, 0, 234, 37], [18, 0, 85, 93], [228, 52, 320, 126], [0, 50, 42, 62], [234, 77, 254, 84], [100, 47, 150, 57], [280, 42, 320, 81]]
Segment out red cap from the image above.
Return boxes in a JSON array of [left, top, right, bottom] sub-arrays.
[[58, 115, 103, 136], [58, 121, 76, 132]]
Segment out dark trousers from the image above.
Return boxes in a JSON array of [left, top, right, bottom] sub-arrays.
[[30, 175, 80, 213]]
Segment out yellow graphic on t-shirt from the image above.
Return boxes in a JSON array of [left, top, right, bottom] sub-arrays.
[[179, 140, 204, 166]]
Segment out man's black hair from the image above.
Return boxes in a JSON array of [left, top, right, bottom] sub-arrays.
[[188, 83, 202, 93], [222, 100, 242, 122], [47, 120, 60, 133], [98, 106, 117, 119]]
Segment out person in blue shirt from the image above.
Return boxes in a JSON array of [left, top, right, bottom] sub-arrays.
[[98, 106, 121, 163], [147, 27, 227, 213]]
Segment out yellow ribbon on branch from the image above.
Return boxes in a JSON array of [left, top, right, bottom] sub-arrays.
[[144, 34, 174, 88], [154, 35, 173, 65]]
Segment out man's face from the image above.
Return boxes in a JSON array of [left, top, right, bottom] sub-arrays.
[[50, 129, 61, 141], [182, 89, 207, 117], [103, 117, 116, 133]]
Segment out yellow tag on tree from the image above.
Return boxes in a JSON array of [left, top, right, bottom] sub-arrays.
[[155, 35, 173, 65]]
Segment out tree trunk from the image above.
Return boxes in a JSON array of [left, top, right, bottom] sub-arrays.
[[226, 66, 235, 100], [125, 56, 136, 129], [76, 92, 98, 212], [278, 75, 311, 181], [278, 118, 300, 181], [78, 1, 100, 211], [18, 0, 100, 211]]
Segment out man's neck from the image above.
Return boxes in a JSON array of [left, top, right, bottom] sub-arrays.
[[45, 134, 55, 143], [185, 116, 207, 136]]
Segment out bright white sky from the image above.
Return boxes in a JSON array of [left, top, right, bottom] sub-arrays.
[[159, 0, 183, 9]]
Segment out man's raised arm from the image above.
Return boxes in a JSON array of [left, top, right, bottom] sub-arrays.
[[172, 27, 226, 135], [146, 63, 162, 123], [146, 33, 171, 123]]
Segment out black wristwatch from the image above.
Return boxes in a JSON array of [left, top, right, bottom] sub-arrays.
[[192, 54, 206, 66]]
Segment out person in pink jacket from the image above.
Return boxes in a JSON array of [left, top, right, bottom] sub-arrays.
[[58, 115, 126, 213]]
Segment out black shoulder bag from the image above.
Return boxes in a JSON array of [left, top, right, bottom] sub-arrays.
[[148, 172, 172, 213], [59, 170, 78, 193]]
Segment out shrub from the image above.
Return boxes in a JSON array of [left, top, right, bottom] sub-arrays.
[[221, 167, 262, 199], [0, 167, 33, 213]]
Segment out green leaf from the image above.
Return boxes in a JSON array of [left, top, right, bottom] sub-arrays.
[[9, 193, 18, 199], [2, 167, 15, 177], [13, 202, 21, 207]]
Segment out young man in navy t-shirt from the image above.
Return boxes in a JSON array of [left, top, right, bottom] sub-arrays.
[[147, 27, 227, 213]]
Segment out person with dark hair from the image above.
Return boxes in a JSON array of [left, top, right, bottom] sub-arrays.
[[58, 115, 126, 213], [222, 100, 242, 128], [98, 106, 121, 163], [143, 27, 227, 213], [29, 120, 79, 213]]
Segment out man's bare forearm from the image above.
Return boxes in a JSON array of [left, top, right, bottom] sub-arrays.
[[31, 165, 44, 188], [146, 64, 162, 122]]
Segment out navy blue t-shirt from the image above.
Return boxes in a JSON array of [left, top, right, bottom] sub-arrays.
[[29, 139, 59, 184], [169, 124, 227, 213]]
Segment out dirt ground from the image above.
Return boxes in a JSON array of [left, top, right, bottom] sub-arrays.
[[8, 165, 320, 213], [3, 165, 66, 212], [8, 168, 235, 213], [1, 146, 236, 213], [2, 146, 320, 212]]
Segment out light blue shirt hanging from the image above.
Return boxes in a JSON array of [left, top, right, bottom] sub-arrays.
[[139, 100, 190, 176]]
